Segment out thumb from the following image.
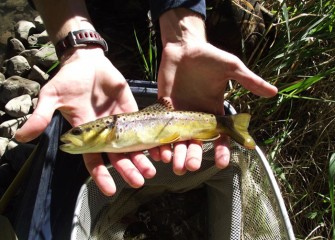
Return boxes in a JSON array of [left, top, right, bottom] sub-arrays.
[[15, 93, 57, 143]]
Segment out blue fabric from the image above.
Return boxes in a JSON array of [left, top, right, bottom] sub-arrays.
[[149, 0, 206, 21], [12, 112, 87, 240]]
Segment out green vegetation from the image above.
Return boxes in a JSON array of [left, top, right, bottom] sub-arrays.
[[236, 1, 335, 238]]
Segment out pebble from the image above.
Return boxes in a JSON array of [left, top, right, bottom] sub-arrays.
[[0, 75, 40, 105], [0, 114, 31, 138], [0, 137, 10, 159], [7, 37, 25, 58], [28, 64, 50, 84], [14, 20, 36, 45], [5, 94, 32, 118], [5, 55, 31, 76], [34, 43, 58, 70]]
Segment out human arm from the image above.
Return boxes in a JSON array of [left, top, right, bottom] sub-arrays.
[[15, 0, 156, 196]]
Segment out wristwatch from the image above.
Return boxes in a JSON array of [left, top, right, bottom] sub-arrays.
[[55, 29, 108, 58]]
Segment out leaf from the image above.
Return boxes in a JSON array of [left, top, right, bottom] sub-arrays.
[[329, 153, 335, 239]]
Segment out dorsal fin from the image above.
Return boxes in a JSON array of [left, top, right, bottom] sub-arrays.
[[142, 97, 174, 111]]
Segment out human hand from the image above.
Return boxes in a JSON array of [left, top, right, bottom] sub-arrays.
[[15, 48, 156, 195], [153, 9, 277, 175]]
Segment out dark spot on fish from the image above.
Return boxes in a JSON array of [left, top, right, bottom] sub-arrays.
[[71, 127, 83, 135], [119, 128, 123, 133], [85, 127, 91, 132]]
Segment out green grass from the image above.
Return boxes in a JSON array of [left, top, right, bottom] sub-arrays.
[[234, 0, 335, 238]]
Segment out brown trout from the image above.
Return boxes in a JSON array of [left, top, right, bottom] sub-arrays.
[[59, 100, 256, 154]]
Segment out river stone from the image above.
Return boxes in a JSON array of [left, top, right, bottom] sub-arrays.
[[5, 55, 31, 77], [0, 137, 10, 158], [1, 60, 8, 74], [0, 76, 40, 105], [0, 72, 4, 81], [20, 49, 39, 67], [34, 16, 45, 32], [6, 140, 18, 151], [28, 65, 49, 84], [0, 114, 31, 138], [34, 44, 58, 70], [5, 94, 32, 118], [3, 0, 28, 9], [7, 38, 25, 58], [32, 97, 38, 109], [14, 20, 36, 45], [28, 30, 49, 47]]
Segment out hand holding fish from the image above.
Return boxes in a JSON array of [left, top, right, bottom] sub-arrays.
[[15, 48, 157, 195], [153, 9, 278, 174]]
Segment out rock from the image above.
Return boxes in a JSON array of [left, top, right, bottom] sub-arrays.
[[20, 48, 39, 66], [27, 30, 49, 47], [0, 137, 10, 158], [0, 76, 40, 105], [0, 72, 5, 81], [5, 55, 31, 77], [28, 65, 49, 84], [34, 16, 45, 33], [6, 38, 25, 58], [5, 94, 32, 118], [0, 114, 31, 138], [34, 43, 58, 70], [32, 97, 38, 109], [3, 0, 28, 10], [14, 20, 36, 45], [6, 140, 19, 151], [1, 60, 8, 74]]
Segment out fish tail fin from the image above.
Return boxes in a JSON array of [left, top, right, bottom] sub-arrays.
[[216, 113, 256, 149]]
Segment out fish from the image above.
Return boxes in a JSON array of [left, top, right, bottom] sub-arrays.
[[59, 98, 256, 154]]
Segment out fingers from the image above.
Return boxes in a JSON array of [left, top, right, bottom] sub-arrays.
[[108, 152, 157, 189], [173, 140, 203, 174], [84, 152, 157, 196], [235, 66, 278, 97], [15, 88, 58, 142], [128, 151, 156, 179], [214, 135, 230, 169], [226, 55, 278, 98], [172, 142, 187, 175], [84, 153, 117, 196]]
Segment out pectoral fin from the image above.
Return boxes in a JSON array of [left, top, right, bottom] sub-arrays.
[[159, 133, 181, 144]]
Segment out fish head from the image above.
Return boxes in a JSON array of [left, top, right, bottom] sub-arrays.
[[59, 118, 115, 154]]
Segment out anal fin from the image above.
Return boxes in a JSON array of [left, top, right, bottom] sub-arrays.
[[193, 131, 221, 141], [159, 133, 181, 144]]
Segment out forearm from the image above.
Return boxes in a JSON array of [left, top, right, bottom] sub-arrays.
[[32, 0, 94, 44], [159, 8, 206, 47]]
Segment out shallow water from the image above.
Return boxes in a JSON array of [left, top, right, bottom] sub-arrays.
[[0, 0, 37, 63]]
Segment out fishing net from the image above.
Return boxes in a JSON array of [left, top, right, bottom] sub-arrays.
[[70, 102, 294, 240]]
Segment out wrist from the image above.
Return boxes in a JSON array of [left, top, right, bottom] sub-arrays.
[[55, 29, 108, 59], [60, 46, 104, 65], [159, 8, 206, 47]]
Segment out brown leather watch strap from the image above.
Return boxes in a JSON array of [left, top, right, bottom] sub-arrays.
[[55, 30, 108, 58]]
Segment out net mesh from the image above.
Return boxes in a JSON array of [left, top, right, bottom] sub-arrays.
[[71, 141, 292, 240]]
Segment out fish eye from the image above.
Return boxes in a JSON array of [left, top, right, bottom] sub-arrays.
[[71, 127, 83, 135]]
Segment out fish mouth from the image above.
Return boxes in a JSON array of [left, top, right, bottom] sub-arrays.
[[59, 135, 85, 153]]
